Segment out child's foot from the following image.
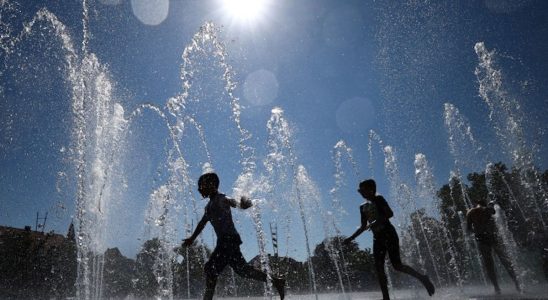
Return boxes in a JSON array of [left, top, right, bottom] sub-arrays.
[[272, 277, 285, 300], [421, 275, 435, 296]]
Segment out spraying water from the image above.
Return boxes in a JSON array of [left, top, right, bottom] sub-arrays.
[[475, 42, 547, 228], [414, 154, 464, 287], [382, 146, 427, 274], [292, 165, 320, 300], [330, 140, 360, 293], [368, 129, 384, 179]]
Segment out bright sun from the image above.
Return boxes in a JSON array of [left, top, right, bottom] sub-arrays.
[[221, 0, 270, 23]]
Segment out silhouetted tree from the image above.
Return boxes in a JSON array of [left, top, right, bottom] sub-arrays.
[[134, 238, 161, 297], [103, 247, 134, 297], [173, 241, 210, 298]]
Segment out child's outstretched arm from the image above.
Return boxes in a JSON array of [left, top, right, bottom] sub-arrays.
[[344, 223, 369, 244], [183, 214, 208, 247]]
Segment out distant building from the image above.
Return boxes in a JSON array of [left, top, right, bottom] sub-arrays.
[[0, 224, 71, 250], [0, 223, 77, 298]]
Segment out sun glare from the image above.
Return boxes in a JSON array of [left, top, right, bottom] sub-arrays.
[[221, 0, 269, 23]]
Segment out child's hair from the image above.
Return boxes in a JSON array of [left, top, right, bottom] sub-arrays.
[[198, 173, 220, 189], [359, 179, 376, 192]]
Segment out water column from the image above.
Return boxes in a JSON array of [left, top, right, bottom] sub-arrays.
[[474, 42, 547, 228], [264, 107, 319, 298], [443, 103, 488, 285], [145, 185, 175, 300], [1, 7, 106, 298], [366, 131, 394, 289], [292, 166, 320, 300], [414, 154, 464, 287], [383, 146, 428, 274], [368, 130, 384, 179], [167, 21, 274, 297], [485, 163, 526, 221], [331, 140, 360, 293], [485, 164, 526, 289]]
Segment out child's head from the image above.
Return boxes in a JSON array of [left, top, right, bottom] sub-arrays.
[[358, 179, 376, 200], [198, 172, 219, 198]]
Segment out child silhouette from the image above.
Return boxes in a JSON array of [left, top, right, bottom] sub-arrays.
[[345, 179, 435, 300], [183, 173, 285, 300], [466, 198, 521, 294]]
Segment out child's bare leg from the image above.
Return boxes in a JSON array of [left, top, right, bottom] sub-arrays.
[[203, 275, 217, 300], [387, 233, 435, 296], [494, 241, 521, 292], [375, 258, 390, 300], [479, 242, 500, 294], [230, 249, 285, 299], [203, 248, 227, 300], [374, 241, 390, 300]]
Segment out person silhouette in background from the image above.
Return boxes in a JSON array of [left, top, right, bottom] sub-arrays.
[[344, 179, 435, 300], [183, 173, 285, 300], [466, 198, 522, 294]]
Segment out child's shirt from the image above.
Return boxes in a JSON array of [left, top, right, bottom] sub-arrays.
[[203, 193, 242, 244], [360, 195, 393, 234]]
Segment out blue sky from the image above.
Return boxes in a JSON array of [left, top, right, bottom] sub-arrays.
[[1, 0, 547, 260]]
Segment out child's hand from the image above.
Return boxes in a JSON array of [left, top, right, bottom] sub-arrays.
[[240, 196, 253, 209], [182, 238, 194, 247]]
